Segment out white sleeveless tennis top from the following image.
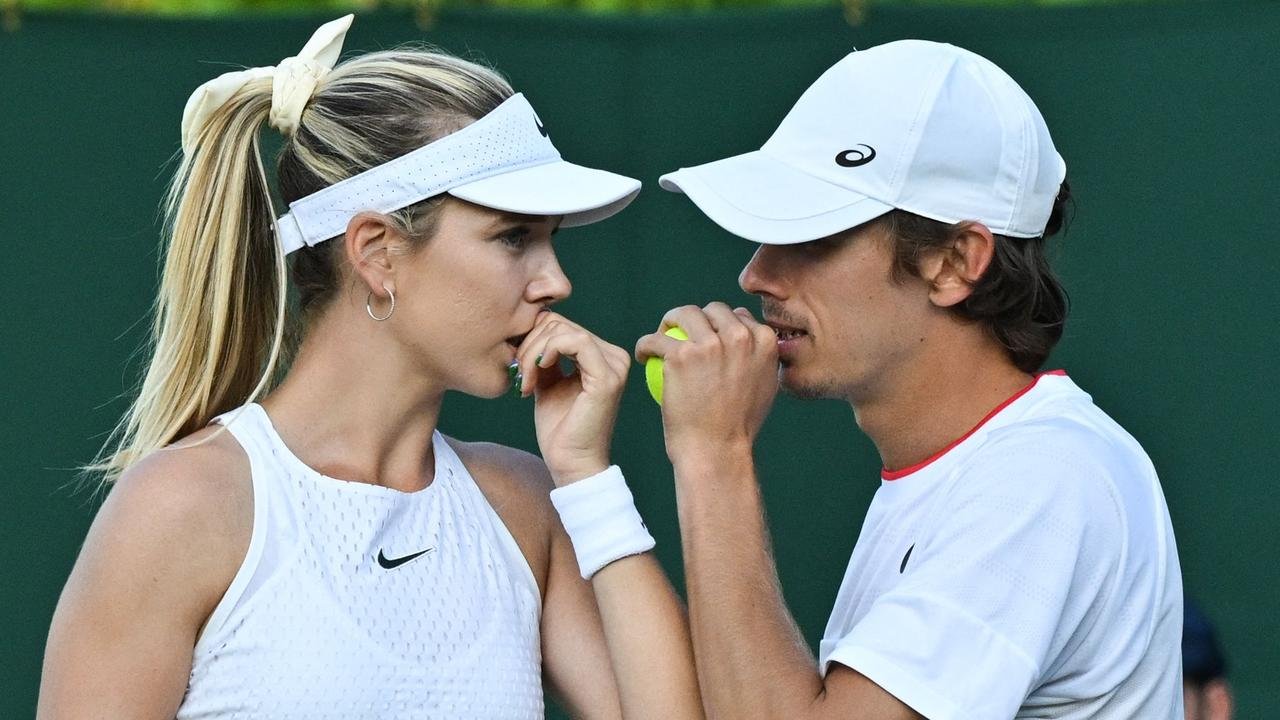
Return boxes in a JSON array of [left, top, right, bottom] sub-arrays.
[[175, 403, 543, 719]]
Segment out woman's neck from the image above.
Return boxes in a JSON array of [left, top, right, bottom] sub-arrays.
[[260, 312, 447, 492]]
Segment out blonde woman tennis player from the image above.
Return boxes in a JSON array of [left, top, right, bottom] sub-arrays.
[[39, 16, 699, 720]]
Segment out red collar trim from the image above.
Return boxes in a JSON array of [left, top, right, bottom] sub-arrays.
[[880, 369, 1067, 481]]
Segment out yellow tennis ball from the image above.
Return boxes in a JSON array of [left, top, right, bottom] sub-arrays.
[[645, 326, 689, 405]]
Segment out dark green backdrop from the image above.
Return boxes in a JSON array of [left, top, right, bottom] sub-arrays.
[[3, 3, 1277, 717]]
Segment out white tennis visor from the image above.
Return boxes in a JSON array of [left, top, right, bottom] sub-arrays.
[[275, 93, 641, 254]]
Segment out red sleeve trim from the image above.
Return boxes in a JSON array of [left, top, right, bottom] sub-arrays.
[[881, 370, 1067, 481]]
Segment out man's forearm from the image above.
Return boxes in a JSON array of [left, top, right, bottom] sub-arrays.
[[674, 449, 827, 720], [592, 554, 704, 720]]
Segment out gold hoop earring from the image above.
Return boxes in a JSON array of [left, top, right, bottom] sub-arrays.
[[366, 287, 395, 321]]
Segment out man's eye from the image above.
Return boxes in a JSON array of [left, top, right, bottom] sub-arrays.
[[804, 237, 841, 255], [499, 229, 530, 249]]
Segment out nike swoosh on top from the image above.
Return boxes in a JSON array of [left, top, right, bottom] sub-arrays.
[[376, 547, 434, 569]]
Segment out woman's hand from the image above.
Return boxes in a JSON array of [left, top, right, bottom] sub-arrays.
[[516, 311, 632, 486]]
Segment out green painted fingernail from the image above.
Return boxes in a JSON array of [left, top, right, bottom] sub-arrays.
[[508, 363, 523, 397]]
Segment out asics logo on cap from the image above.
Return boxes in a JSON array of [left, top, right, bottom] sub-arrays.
[[835, 144, 876, 168]]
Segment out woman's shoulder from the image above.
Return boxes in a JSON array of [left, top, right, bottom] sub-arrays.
[[115, 425, 253, 526], [104, 426, 254, 596], [446, 438, 554, 495], [72, 425, 254, 637], [444, 438, 555, 593], [444, 438, 555, 527]]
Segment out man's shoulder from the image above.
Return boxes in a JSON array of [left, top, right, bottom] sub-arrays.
[[979, 381, 1152, 480], [956, 409, 1149, 520]]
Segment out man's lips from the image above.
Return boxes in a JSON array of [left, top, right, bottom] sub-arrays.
[[765, 319, 809, 342]]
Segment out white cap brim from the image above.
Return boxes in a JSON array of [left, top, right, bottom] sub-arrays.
[[659, 150, 894, 245], [450, 160, 641, 228]]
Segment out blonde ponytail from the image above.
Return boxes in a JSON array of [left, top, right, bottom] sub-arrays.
[[90, 47, 513, 484], [91, 78, 287, 482]]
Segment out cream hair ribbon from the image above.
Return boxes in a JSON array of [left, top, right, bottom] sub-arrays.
[[180, 14, 353, 156]]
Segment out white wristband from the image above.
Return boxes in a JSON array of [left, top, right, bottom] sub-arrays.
[[549, 465, 656, 580]]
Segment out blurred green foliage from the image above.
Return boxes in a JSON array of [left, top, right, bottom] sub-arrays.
[[7, 0, 1179, 16]]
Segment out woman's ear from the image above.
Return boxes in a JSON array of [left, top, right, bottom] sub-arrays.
[[344, 212, 401, 298], [917, 222, 995, 308]]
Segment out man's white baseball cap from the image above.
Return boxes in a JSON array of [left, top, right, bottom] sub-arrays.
[[660, 40, 1067, 245]]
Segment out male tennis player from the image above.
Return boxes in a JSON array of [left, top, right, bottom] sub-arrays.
[[637, 40, 1183, 719]]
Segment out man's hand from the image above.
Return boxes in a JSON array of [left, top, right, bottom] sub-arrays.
[[635, 302, 779, 465]]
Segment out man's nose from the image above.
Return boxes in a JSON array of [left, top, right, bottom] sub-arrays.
[[739, 245, 784, 299]]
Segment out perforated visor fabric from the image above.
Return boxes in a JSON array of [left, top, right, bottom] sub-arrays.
[[276, 93, 640, 254]]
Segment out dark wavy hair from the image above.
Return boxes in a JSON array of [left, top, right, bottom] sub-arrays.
[[878, 182, 1074, 373]]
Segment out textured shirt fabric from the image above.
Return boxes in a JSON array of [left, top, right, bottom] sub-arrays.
[[819, 373, 1184, 720], [175, 403, 543, 719]]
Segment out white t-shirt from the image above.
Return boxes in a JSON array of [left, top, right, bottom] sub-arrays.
[[819, 372, 1183, 720]]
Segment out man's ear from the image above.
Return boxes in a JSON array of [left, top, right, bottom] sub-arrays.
[[916, 222, 996, 308], [343, 212, 402, 299]]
